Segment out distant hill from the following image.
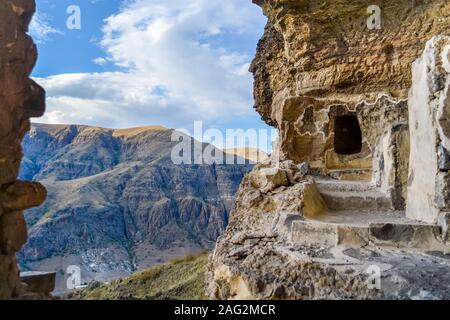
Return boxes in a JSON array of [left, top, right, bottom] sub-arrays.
[[18, 123, 252, 293], [224, 147, 269, 163]]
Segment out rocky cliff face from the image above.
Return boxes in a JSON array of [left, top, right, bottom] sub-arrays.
[[251, 0, 449, 120], [18, 124, 252, 293], [0, 0, 46, 299], [208, 0, 450, 300], [250, 0, 449, 178]]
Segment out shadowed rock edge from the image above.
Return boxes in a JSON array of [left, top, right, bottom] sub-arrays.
[[0, 0, 47, 299]]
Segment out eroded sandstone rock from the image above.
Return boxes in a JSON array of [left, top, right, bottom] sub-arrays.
[[251, 0, 449, 186], [0, 0, 46, 299], [209, 0, 450, 300], [407, 36, 450, 223]]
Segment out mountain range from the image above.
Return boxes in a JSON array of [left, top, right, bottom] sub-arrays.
[[17, 123, 253, 292]]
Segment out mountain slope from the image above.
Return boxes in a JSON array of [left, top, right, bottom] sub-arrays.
[[18, 123, 252, 292], [224, 147, 269, 163], [69, 253, 208, 300]]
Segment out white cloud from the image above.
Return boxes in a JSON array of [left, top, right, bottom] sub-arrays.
[[92, 57, 108, 66], [29, 12, 62, 44], [36, 0, 266, 131]]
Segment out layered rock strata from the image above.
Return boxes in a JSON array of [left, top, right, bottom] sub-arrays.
[[0, 0, 46, 299], [407, 36, 450, 223], [208, 0, 450, 299]]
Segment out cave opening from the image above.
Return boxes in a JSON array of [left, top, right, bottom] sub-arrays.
[[334, 115, 362, 155]]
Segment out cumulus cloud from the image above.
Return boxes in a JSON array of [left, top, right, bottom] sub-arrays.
[[37, 0, 267, 131], [37, 72, 181, 128]]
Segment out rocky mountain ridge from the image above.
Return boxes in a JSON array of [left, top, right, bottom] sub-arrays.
[[18, 123, 253, 292]]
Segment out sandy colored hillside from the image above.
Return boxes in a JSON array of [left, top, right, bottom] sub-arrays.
[[224, 147, 269, 163]]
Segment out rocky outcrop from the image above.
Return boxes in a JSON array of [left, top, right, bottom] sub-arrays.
[[250, 0, 449, 184], [209, 158, 450, 299], [18, 124, 252, 293], [407, 36, 450, 223], [0, 0, 46, 299], [209, 0, 450, 300], [251, 0, 449, 121]]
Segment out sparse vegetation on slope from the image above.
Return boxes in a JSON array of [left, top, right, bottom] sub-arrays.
[[69, 253, 208, 300]]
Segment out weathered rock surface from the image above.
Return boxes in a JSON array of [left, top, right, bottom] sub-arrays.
[[208, 0, 450, 300], [0, 0, 46, 299], [18, 124, 252, 293], [251, 0, 449, 123], [407, 36, 450, 223], [208, 159, 450, 300], [251, 0, 449, 184]]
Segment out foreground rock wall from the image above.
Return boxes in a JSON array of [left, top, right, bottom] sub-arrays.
[[252, 0, 449, 121], [251, 0, 449, 187], [208, 0, 450, 300], [249, 0, 449, 214], [208, 157, 450, 300], [407, 36, 450, 223], [0, 0, 46, 299]]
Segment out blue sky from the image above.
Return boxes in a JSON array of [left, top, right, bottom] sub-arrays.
[[30, 0, 275, 151], [32, 0, 121, 75]]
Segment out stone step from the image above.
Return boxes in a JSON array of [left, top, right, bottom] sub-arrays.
[[316, 179, 377, 192], [327, 169, 372, 182], [291, 212, 449, 252], [291, 219, 369, 247], [320, 190, 392, 211]]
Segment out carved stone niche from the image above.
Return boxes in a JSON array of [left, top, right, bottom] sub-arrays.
[[275, 94, 409, 201]]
